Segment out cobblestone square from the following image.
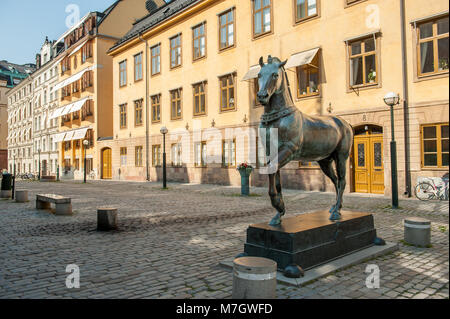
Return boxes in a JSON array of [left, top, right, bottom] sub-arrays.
[[0, 180, 448, 299]]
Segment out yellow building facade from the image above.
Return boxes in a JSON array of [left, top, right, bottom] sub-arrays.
[[53, 0, 165, 180], [102, 0, 448, 196]]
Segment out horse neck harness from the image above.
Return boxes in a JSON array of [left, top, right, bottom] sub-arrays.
[[261, 106, 296, 125]]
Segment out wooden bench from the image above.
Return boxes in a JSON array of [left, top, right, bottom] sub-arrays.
[[36, 194, 72, 215]]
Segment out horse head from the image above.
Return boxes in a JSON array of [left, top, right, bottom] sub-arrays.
[[257, 55, 287, 106]]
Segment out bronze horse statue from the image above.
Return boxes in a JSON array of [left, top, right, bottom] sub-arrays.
[[257, 56, 354, 226]]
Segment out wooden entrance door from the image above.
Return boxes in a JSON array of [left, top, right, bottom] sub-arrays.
[[354, 134, 385, 194], [102, 148, 112, 179]]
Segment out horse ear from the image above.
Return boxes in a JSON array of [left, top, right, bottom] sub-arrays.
[[268, 55, 273, 64], [259, 56, 264, 67], [279, 60, 287, 68]]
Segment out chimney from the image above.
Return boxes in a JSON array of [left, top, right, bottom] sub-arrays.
[[36, 54, 41, 69]]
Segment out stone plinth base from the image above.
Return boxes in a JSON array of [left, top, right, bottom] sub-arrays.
[[1, 190, 12, 199], [244, 210, 379, 271]]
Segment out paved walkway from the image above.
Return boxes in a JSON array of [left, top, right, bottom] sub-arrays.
[[0, 180, 448, 299]]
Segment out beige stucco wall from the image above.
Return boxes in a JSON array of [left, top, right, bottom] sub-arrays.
[[106, 0, 448, 192]]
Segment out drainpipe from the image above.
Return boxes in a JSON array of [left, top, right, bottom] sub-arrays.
[[139, 33, 150, 182], [400, 0, 411, 197]]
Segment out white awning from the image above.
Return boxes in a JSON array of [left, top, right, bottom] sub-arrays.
[[285, 48, 320, 69], [242, 65, 261, 81], [53, 133, 66, 143], [49, 107, 64, 120], [72, 128, 89, 140], [51, 96, 93, 119], [68, 39, 89, 57], [64, 131, 75, 141], [55, 12, 91, 44], [52, 65, 97, 92]]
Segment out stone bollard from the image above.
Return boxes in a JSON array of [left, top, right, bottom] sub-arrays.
[[15, 190, 29, 203], [404, 217, 431, 247], [232, 257, 277, 299], [97, 207, 118, 231]]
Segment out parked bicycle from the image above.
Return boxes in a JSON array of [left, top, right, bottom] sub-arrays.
[[414, 178, 449, 201]]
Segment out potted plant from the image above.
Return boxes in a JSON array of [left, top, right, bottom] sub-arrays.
[[368, 69, 376, 83], [439, 59, 448, 71], [237, 162, 253, 196]]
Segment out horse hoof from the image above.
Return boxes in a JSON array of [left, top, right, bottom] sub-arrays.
[[329, 211, 341, 221], [269, 216, 281, 226], [329, 206, 335, 213]]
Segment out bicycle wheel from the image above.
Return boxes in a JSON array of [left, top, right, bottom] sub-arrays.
[[414, 182, 435, 201]]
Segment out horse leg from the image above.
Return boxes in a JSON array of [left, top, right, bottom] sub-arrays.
[[268, 172, 284, 226], [275, 170, 286, 216], [330, 153, 349, 221], [318, 157, 339, 213]]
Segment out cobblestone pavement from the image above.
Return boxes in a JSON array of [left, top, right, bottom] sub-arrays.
[[0, 180, 448, 299]]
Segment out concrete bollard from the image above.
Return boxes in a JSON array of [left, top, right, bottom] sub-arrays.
[[1, 190, 12, 199], [232, 257, 277, 299], [404, 217, 431, 247], [97, 207, 118, 231], [15, 190, 29, 203]]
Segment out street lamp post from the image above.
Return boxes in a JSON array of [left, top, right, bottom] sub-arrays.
[[38, 148, 41, 181], [160, 127, 168, 189], [384, 92, 400, 209], [83, 140, 89, 183]]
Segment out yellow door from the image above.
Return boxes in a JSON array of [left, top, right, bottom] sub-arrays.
[[354, 137, 370, 193], [353, 135, 385, 194], [370, 136, 385, 194], [102, 148, 112, 179]]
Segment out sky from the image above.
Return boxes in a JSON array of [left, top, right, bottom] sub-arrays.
[[0, 0, 119, 65]]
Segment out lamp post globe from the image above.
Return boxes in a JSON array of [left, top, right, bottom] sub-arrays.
[[160, 127, 168, 189], [83, 140, 89, 183], [383, 92, 400, 107], [384, 92, 400, 209]]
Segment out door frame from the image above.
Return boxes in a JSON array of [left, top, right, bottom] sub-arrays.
[[101, 147, 112, 180], [352, 125, 385, 194]]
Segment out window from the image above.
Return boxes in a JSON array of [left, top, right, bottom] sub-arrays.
[[219, 8, 235, 50], [219, 73, 236, 111], [152, 145, 161, 167], [134, 53, 143, 81], [82, 99, 93, 120], [120, 147, 127, 166], [170, 34, 182, 69], [295, 0, 318, 23], [348, 37, 378, 87], [134, 99, 143, 126], [297, 52, 320, 98], [170, 88, 182, 120], [421, 123, 449, 168], [417, 17, 449, 76], [193, 81, 206, 116], [193, 22, 206, 60], [81, 71, 93, 91], [253, 0, 272, 37], [135, 146, 143, 167], [119, 60, 127, 87], [151, 94, 161, 123], [119, 103, 127, 129], [171, 143, 182, 167], [82, 41, 93, 63], [222, 139, 236, 167], [151, 44, 161, 75], [195, 142, 207, 167], [73, 55, 77, 70]]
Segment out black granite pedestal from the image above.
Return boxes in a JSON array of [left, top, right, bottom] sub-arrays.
[[244, 211, 378, 272]]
